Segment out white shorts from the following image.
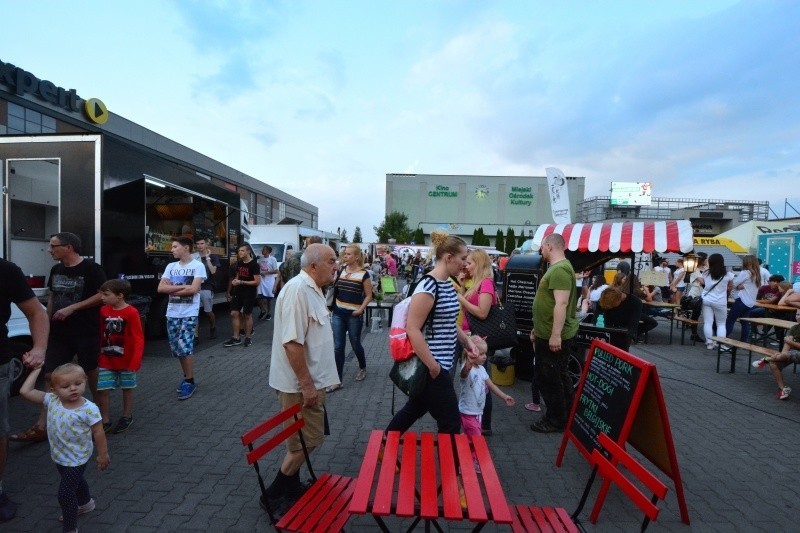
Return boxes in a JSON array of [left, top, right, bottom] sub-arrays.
[[258, 276, 276, 298]]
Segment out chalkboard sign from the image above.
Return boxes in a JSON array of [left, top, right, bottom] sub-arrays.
[[569, 341, 651, 458], [503, 271, 538, 333], [556, 339, 692, 525]]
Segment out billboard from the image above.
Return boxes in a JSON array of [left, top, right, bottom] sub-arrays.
[[610, 181, 652, 206]]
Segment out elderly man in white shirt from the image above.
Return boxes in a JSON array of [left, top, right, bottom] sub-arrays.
[[265, 244, 339, 510]]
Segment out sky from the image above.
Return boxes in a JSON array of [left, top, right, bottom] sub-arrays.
[[2, 0, 799, 242]]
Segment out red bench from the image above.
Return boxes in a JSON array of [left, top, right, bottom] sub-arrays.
[[241, 404, 355, 532], [509, 433, 668, 532]]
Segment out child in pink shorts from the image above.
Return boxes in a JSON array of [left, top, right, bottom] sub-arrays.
[[458, 336, 515, 443]]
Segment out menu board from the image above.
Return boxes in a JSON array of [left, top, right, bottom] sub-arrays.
[[503, 271, 538, 333], [570, 342, 642, 457]]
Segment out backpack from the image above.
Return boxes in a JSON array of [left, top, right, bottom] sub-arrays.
[[389, 275, 438, 362]]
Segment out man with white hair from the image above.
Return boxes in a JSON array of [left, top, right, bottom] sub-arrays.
[[265, 244, 339, 512]]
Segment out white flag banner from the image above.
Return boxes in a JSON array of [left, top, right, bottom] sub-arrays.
[[546, 167, 572, 224]]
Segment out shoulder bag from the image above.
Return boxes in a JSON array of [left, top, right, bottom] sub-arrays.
[[466, 282, 518, 350]]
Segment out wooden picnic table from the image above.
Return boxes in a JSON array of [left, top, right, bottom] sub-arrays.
[[754, 301, 798, 313], [643, 301, 680, 344], [739, 316, 796, 350], [349, 430, 513, 532]]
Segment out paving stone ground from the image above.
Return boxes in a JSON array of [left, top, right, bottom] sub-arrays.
[[4, 304, 800, 531]]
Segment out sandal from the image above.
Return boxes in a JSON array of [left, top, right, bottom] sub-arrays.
[[9, 425, 47, 443], [355, 368, 367, 381], [325, 384, 343, 393]]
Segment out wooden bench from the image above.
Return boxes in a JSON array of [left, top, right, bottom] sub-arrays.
[[673, 316, 701, 345], [711, 336, 778, 374], [241, 404, 355, 532]]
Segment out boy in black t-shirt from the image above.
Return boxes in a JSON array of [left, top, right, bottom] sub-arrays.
[[224, 244, 261, 348]]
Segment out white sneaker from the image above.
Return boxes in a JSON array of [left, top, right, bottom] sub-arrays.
[[752, 358, 767, 370], [59, 498, 94, 521], [779, 387, 791, 400], [706, 342, 716, 350]]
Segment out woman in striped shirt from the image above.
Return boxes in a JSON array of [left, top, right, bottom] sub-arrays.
[[386, 231, 480, 434], [330, 244, 373, 391]]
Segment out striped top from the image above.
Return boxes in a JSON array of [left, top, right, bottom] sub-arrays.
[[413, 276, 460, 371], [334, 268, 370, 311]]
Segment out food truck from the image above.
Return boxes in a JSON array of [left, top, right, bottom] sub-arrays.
[[0, 134, 244, 336]]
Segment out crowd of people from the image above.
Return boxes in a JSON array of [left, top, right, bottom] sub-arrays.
[[4, 227, 800, 528]]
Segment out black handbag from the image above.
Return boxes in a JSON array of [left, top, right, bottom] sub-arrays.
[[467, 302, 519, 351], [389, 357, 429, 398], [680, 294, 702, 312]]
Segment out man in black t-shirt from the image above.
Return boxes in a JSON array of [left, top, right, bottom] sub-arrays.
[[10, 232, 106, 444], [224, 244, 261, 348], [0, 259, 48, 521]]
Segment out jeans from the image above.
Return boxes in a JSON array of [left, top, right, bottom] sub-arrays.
[[533, 336, 574, 429], [332, 308, 366, 380], [726, 298, 753, 342], [387, 370, 461, 434]]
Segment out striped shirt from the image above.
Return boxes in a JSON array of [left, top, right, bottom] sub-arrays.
[[334, 268, 370, 311], [413, 276, 460, 371]]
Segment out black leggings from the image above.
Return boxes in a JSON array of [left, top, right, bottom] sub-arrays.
[[387, 369, 461, 434], [56, 462, 91, 532]]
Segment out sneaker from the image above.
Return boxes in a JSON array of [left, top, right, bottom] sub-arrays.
[[209, 327, 217, 340], [355, 368, 367, 381], [706, 342, 716, 350], [779, 387, 792, 400], [223, 337, 243, 347], [113, 417, 133, 434], [178, 381, 197, 400], [525, 402, 542, 412], [176, 379, 186, 392], [719, 345, 732, 352], [58, 498, 94, 522], [259, 312, 269, 322], [0, 491, 18, 523], [530, 419, 565, 433], [102, 421, 113, 433], [266, 314, 272, 321], [752, 358, 768, 370], [243, 337, 252, 347]]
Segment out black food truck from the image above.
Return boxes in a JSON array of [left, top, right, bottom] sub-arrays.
[[503, 219, 694, 384], [0, 134, 244, 336]]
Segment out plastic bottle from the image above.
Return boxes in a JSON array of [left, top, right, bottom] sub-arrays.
[[596, 314, 605, 327]]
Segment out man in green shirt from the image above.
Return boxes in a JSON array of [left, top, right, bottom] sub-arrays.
[[530, 233, 578, 433]]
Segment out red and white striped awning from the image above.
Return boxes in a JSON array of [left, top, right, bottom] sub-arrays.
[[533, 220, 694, 254]]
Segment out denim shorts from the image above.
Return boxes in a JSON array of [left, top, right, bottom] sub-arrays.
[[0, 360, 20, 437]]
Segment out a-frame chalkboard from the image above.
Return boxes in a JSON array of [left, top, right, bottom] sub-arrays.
[[557, 339, 690, 525]]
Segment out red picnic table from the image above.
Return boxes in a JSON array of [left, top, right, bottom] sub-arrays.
[[349, 430, 513, 532]]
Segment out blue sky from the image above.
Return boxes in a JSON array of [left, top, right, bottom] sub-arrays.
[[3, 0, 798, 241]]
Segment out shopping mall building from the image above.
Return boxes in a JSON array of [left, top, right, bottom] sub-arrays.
[[386, 173, 587, 243]]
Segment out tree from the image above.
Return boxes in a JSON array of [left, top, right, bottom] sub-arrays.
[[504, 227, 516, 256], [517, 233, 526, 247], [339, 228, 349, 243], [352, 226, 362, 243], [471, 228, 479, 245], [495, 230, 505, 252], [374, 211, 412, 243], [413, 228, 425, 245]]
